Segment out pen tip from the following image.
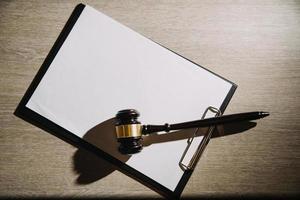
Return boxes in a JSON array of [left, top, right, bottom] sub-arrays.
[[260, 111, 270, 118]]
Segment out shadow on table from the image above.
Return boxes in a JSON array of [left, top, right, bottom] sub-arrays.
[[0, 194, 298, 200], [73, 118, 130, 184], [73, 119, 256, 185]]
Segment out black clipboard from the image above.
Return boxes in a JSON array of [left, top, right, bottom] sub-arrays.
[[15, 4, 237, 198]]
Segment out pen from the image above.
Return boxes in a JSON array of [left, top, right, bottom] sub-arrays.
[[142, 111, 270, 134]]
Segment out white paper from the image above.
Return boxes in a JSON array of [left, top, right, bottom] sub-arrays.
[[26, 5, 233, 191]]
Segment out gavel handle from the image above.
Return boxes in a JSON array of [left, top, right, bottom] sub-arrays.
[[142, 111, 269, 134]]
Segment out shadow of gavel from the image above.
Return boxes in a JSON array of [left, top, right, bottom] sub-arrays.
[[73, 116, 257, 184]]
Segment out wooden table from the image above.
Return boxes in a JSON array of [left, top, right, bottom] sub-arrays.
[[1, 0, 299, 198]]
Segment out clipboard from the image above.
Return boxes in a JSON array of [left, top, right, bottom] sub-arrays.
[[14, 4, 237, 198]]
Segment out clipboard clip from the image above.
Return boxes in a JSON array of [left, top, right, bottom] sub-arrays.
[[179, 106, 222, 171]]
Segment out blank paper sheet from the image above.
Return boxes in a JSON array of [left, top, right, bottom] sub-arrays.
[[26, 5, 233, 191]]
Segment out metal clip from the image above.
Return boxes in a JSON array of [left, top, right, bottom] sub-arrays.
[[179, 106, 222, 171]]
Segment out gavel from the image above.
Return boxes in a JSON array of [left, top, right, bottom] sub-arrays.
[[115, 109, 269, 154]]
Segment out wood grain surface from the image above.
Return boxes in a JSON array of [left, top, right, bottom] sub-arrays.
[[0, 0, 299, 198]]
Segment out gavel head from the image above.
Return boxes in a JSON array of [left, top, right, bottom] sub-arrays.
[[115, 109, 143, 154]]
